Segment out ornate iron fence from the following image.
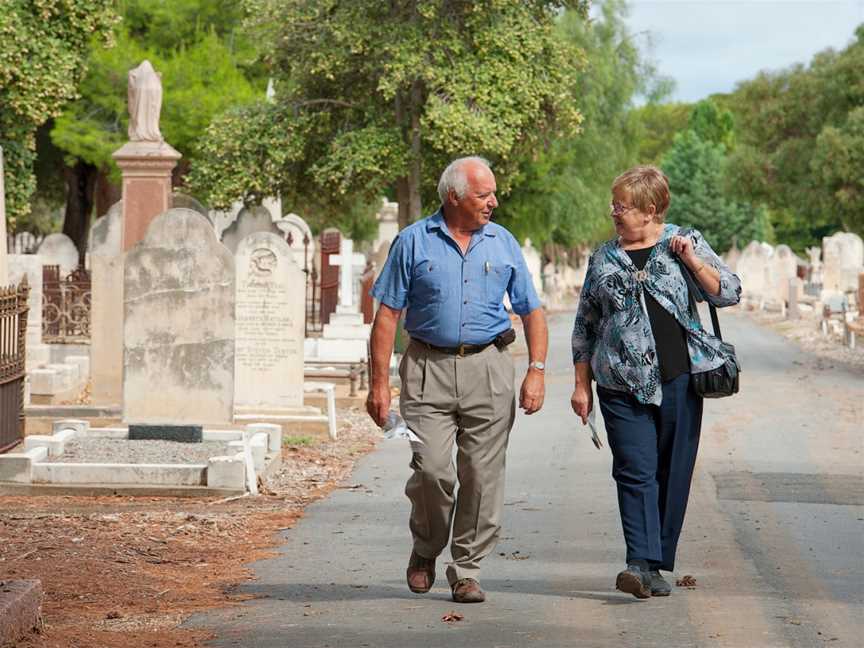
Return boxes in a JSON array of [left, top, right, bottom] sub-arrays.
[[1, 279, 30, 453], [42, 264, 91, 344]]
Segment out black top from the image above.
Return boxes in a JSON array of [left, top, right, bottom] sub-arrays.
[[626, 246, 690, 383]]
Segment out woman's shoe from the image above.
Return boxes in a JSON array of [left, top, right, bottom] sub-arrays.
[[615, 564, 651, 599]]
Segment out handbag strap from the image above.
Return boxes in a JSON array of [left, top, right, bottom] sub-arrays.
[[678, 259, 723, 341]]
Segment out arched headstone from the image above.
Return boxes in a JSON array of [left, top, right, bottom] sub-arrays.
[[220, 205, 283, 254]]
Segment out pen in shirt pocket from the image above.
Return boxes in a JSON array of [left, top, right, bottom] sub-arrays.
[[484, 261, 491, 274]]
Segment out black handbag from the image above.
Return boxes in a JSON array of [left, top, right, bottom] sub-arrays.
[[679, 262, 741, 398]]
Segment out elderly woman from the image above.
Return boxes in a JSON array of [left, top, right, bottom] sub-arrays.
[[571, 165, 741, 599]]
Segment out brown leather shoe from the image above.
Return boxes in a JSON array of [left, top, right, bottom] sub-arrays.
[[406, 551, 435, 593], [451, 578, 486, 603]]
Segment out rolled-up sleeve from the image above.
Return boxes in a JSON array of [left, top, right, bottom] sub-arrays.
[[506, 235, 542, 316], [572, 255, 601, 363], [688, 228, 742, 307], [370, 234, 411, 310]]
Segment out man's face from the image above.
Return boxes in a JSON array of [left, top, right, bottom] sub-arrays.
[[451, 164, 498, 229]]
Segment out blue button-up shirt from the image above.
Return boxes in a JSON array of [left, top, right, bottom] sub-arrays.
[[371, 209, 541, 347]]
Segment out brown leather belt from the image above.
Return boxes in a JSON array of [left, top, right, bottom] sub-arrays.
[[412, 329, 515, 357], [412, 339, 493, 357]]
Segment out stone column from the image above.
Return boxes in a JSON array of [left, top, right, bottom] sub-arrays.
[[112, 140, 180, 250], [0, 145, 8, 285], [859, 272, 864, 316]]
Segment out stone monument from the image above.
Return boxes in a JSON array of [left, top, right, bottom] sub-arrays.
[[123, 208, 235, 430], [112, 60, 181, 252], [234, 232, 304, 414], [220, 204, 283, 254], [37, 233, 79, 275]]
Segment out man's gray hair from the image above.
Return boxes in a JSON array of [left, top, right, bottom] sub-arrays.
[[437, 156, 492, 204]]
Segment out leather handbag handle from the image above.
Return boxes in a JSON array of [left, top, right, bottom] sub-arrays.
[[678, 259, 723, 341]]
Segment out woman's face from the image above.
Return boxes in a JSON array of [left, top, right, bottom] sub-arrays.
[[610, 190, 654, 241]]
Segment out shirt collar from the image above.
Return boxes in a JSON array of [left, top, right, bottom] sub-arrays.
[[426, 207, 496, 237]]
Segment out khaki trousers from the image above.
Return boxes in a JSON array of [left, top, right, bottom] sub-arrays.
[[399, 339, 516, 585]]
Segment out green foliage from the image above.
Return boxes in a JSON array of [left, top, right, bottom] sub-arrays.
[[631, 102, 692, 163], [0, 0, 117, 226], [495, 0, 668, 250], [50, 2, 260, 184], [725, 25, 864, 247], [661, 119, 771, 253], [188, 0, 589, 228], [687, 99, 734, 148]]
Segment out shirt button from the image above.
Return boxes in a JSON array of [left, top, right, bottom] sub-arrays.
[[464, 279, 468, 283], [463, 300, 468, 304], [462, 323, 466, 326]]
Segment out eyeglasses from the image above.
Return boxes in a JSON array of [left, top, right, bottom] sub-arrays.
[[609, 201, 636, 218]]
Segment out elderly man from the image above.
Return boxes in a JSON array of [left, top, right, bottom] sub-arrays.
[[367, 156, 548, 604]]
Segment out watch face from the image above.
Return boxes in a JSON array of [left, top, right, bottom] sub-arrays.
[[531, 361, 545, 370]]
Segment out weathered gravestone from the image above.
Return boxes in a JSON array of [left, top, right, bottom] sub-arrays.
[[221, 205, 283, 255], [521, 238, 543, 299], [234, 232, 304, 413], [737, 241, 774, 304], [88, 202, 124, 403], [275, 212, 315, 269], [124, 208, 235, 428], [770, 245, 799, 305], [822, 232, 864, 297], [37, 233, 79, 275]]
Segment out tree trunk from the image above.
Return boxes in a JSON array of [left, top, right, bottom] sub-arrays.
[[62, 160, 98, 263], [407, 79, 424, 222], [396, 177, 411, 231]]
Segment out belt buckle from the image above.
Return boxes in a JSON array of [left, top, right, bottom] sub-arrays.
[[457, 343, 466, 357]]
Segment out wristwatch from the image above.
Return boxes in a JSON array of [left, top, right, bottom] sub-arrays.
[[529, 361, 546, 372]]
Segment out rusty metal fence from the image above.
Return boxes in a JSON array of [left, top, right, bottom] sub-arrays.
[[1, 279, 30, 453], [42, 264, 91, 344]]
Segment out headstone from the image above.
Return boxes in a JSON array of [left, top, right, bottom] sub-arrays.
[[858, 272, 864, 314], [787, 278, 803, 320], [319, 229, 341, 325], [770, 245, 798, 304], [737, 241, 774, 304], [88, 201, 124, 404], [37, 233, 79, 275], [521, 238, 543, 298], [6, 255, 49, 368], [822, 232, 864, 297], [220, 205, 283, 254], [806, 246, 822, 286], [171, 193, 210, 222], [330, 239, 366, 310], [372, 199, 399, 253], [234, 232, 304, 413], [275, 212, 315, 269], [0, 145, 7, 285], [724, 244, 741, 273], [123, 208, 235, 425]]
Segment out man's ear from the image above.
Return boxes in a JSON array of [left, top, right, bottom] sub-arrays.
[[448, 189, 460, 207]]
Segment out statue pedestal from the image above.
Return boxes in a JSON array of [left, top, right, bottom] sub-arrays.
[[112, 140, 181, 251]]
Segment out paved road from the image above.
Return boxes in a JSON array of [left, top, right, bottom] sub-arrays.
[[191, 309, 863, 647]]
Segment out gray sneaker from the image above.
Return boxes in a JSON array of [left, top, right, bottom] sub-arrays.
[[615, 564, 651, 599], [647, 569, 672, 596]]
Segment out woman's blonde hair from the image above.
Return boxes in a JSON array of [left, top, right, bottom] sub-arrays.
[[612, 165, 670, 223]]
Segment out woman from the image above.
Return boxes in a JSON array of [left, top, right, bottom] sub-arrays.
[[570, 165, 741, 599]]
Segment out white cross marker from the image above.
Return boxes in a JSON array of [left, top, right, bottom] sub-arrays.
[[330, 239, 366, 309]]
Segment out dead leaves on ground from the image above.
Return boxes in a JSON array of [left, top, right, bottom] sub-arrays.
[[441, 611, 464, 623], [676, 574, 697, 588]]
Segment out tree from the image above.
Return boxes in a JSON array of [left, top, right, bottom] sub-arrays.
[[188, 0, 590, 230], [495, 0, 671, 251], [631, 102, 691, 163], [46, 0, 260, 254], [725, 25, 864, 246], [0, 0, 117, 229], [661, 102, 771, 253]]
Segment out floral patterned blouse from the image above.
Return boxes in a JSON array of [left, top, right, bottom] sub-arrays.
[[571, 224, 742, 406]]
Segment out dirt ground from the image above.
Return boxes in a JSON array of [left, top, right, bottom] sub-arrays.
[[2, 407, 381, 648]]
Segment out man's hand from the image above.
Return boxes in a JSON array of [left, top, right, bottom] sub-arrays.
[[519, 369, 545, 414], [366, 382, 391, 427], [570, 383, 593, 425]]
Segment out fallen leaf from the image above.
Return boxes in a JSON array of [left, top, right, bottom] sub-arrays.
[[676, 575, 697, 587], [442, 611, 464, 623]]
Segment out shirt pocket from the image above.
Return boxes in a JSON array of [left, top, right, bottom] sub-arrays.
[[485, 263, 512, 305], [411, 260, 450, 303]]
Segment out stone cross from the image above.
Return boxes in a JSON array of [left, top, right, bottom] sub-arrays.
[[330, 239, 366, 309]]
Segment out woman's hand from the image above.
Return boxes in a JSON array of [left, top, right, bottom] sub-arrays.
[[670, 235, 698, 266], [571, 383, 593, 425]]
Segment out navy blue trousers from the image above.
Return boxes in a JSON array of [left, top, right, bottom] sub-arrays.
[[597, 373, 703, 572]]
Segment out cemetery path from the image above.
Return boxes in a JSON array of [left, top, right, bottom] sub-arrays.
[[191, 309, 863, 648]]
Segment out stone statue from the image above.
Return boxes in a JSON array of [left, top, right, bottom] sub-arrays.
[[127, 60, 163, 142]]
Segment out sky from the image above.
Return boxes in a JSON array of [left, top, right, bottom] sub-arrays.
[[617, 0, 864, 102]]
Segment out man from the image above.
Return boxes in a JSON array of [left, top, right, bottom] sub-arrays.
[[367, 156, 548, 604]]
